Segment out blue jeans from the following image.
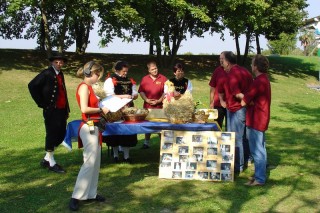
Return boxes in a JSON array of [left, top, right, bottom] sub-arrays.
[[227, 108, 246, 172], [246, 127, 267, 184]]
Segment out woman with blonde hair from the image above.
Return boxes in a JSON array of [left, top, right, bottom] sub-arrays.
[[69, 61, 109, 211]]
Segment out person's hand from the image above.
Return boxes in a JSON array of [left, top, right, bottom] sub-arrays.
[[209, 102, 214, 109], [122, 94, 131, 99], [173, 91, 181, 98], [132, 94, 138, 100], [236, 93, 244, 100], [220, 100, 227, 108], [101, 107, 110, 114], [148, 99, 158, 105]]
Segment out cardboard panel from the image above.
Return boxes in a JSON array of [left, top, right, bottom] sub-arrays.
[[159, 130, 235, 182]]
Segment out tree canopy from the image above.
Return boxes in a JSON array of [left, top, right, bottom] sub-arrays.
[[0, 0, 308, 66]]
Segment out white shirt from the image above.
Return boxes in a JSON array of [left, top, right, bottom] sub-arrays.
[[103, 74, 138, 97]]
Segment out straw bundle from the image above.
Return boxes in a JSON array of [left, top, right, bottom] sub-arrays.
[[92, 82, 107, 99], [163, 90, 195, 124]]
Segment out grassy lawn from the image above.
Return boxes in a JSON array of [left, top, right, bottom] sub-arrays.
[[0, 49, 319, 212]]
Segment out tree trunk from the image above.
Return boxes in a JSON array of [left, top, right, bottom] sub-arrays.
[[149, 38, 154, 55], [235, 32, 241, 63], [155, 34, 163, 68], [242, 32, 250, 65], [303, 43, 307, 56], [40, 0, 52, 56], [164, 31, 171, 56], [38, 19, 46, 51], [57, 5, 71, 53], [256, 34, 261, 54], [81, 21, 91, 54]]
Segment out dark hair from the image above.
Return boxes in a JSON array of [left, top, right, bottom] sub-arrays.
[[223, 51, 237, 65], [173, 63, 184, 73], [147, 60, 157, 70], [252, 54, 269, 73], [114, 61, 128, 71]]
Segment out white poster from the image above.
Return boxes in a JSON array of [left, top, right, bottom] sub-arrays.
[[99, 96, 132, 112]]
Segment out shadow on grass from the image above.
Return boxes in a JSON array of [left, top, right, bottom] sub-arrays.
[[0, 123, 319, 213], [1, 49, 318, 85], [277, 102, 320, 125], [268, 56, 319, 80], [0, 112, 318, 208]]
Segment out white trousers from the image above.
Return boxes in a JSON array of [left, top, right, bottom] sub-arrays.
[[72, 124, 101, 200]]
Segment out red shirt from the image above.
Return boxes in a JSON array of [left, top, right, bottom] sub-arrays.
[[138, 74, 167, 109], [219, 65, 253, 112], [209, 66, 227, 107], [243, 73, 271, 131]]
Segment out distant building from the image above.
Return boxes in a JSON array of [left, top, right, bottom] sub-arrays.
[[300, 15, 320, 56]]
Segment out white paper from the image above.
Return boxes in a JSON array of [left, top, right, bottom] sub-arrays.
[[99, 96, 132, 112]]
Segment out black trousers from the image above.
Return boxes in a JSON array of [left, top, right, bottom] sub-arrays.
[[43, 108, 68, 151], [103, 135, 138, 147], [214, 106, 227, 130]]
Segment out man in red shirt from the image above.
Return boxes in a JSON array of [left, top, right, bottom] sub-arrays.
[[241, 54, 271, 186], [138, 61, 167, 148], [218, 51, 253, 173], [209, 52, 228, 129]]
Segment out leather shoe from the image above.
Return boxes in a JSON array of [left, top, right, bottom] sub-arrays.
[[244, 180, 264, 186], [69, 198, 79, 211], [113, 157, 119, 163], [248, 176, 255, 181], [88, 194, 106, 202], [141, 144, 149, 149], [48, 164, 66, 173], [123, 158, 132, 164], [40, 159, 49, 168]]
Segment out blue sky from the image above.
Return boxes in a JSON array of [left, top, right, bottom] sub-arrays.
[[0, 0, 318, 55]]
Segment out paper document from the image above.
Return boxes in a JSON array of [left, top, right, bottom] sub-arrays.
[[99, 96, 132, 112]]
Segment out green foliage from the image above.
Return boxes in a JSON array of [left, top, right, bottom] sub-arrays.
[[268, 33, 297, 55], [0, 49, 320, 212]]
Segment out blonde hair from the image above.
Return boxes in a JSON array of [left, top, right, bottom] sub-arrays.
[[76, 61, 104, 79]]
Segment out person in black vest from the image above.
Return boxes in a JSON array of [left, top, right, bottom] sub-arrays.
[[103, 61, 138, 163], [28, 53, 70, 173], [165, 63, 193, 98]]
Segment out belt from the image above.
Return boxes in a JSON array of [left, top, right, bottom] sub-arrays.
[[82, 120, 100, 126]]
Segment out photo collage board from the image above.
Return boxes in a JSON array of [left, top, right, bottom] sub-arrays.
[[159, 130, 235, 182]]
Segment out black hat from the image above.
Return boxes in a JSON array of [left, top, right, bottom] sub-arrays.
[[48, 53, 67, 62]]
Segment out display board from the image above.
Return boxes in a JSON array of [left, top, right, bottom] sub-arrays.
[[159, 130, 235, 182]]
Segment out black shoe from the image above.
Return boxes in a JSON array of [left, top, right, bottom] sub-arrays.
[[141, 144, 149, 149], [40, 159, 49, 168], [123, 158, 132, 164], [48, 164, 66, 173], [87, 194, 106, 202], [69, 198, 79, 211], [113, 157, 119, 163]]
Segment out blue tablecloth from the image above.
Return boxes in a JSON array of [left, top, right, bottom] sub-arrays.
[[62, 120, 220, 150]]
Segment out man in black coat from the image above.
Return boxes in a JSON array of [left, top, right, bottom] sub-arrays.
[[28, 53, 70, 173]]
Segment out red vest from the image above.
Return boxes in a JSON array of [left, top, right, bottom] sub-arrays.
[[56, 73, 67, 109]]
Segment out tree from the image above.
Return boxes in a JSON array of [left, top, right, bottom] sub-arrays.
[[97, 0, 219, 68], [268, 33, 297, 55], [298, 29, 314, 56], [216, 0, 270, 64], [216, 0, 307, 63]]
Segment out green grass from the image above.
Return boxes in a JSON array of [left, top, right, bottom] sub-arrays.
[[0, 49, 319, 212]]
